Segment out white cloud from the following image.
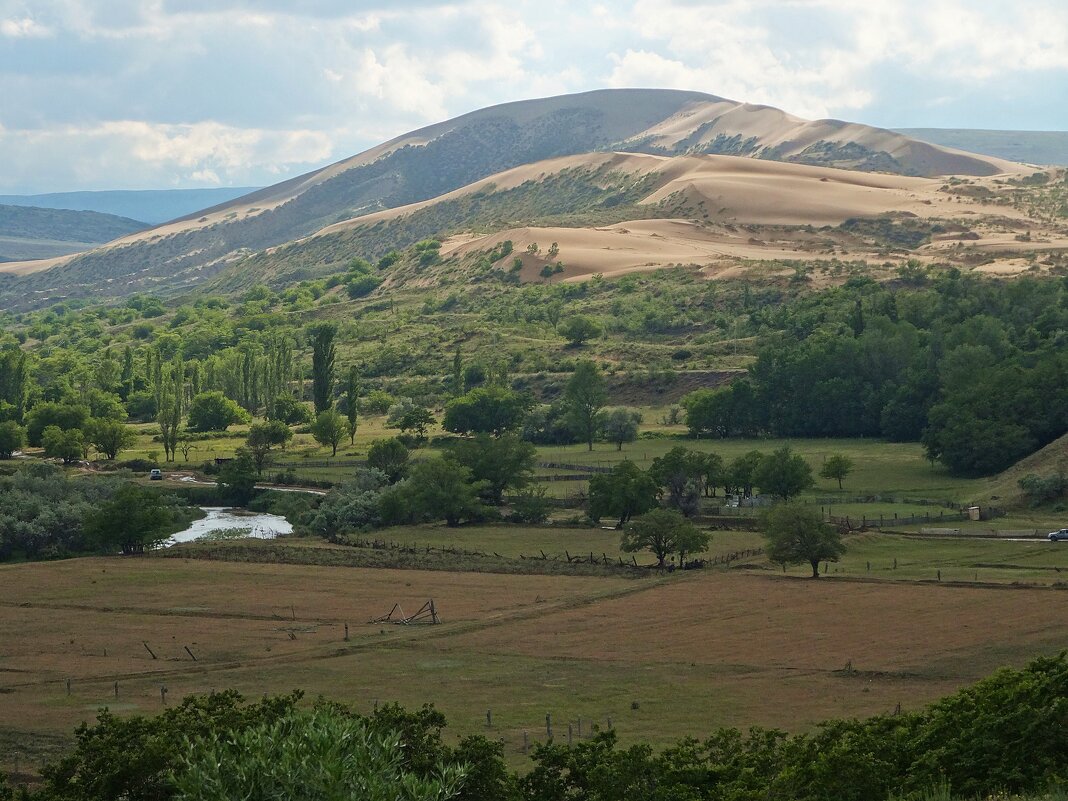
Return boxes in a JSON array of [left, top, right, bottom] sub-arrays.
[[0, 120, 335, 191], [1, 0, 1066, 191], [0, 17, 51, 37]]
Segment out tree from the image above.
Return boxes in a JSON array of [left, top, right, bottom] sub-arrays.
[[726, 450, 764, 497], [382, 457, 484, 527], [25, 401, 90, 446], [343, 365, 360, 444], [172, 708, 467, 801], [753, 446, 814, 500], [649, 446, 704, 516], [386, 401, 436, 440], [310, 323, 337, 414], [42, 425, 85, 464], [155, 357, 185, 462], [177, 434, 197, 462], [819, 454, 855, 490], [442, 386, 532, 437], [559, 315, 602, 346], [694, 451, 724, 497], [600, 407, 642, 451], [87, 418, 136, 461], [271, 394, 312, 425], [187, 391, 249, 432], [366, 438, 410, 483], [563, 360, 607, 451], [247, 420, 294, 474], [0, 420, 25, 458], [621, 508, 709, 568], [311, 409, 348, 456], [762, 503, 845, 578], [218, 448, 258, 506], [85, 483, 172, 555], [447, 433, 536, 505], [588, 460, 659, 528]]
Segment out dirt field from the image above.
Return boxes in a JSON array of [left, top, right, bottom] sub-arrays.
[[2, 556, 1066, 773]]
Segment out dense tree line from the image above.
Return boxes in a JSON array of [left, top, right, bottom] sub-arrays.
[[682, 272, 1068, 476], [12, 653, 1068, 800], [0, 463, 189, 560]]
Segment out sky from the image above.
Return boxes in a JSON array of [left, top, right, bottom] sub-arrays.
[[1, 0, 1066, 193]]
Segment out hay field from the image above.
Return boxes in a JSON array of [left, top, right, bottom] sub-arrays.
[[3, 553, 1066, 773]]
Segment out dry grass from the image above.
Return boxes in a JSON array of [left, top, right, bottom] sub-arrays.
[[3, 554, 1068, 773]]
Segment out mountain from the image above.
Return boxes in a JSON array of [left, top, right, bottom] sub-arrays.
[[0, 204, 147, 263], [0, 88, 1026, 306], [222, 150, 1062, 292], [0, 188, 261, 225], [895, 129, 1068, 166]]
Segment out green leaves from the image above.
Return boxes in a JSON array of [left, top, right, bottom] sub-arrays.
[[172, 709, 467, 801]]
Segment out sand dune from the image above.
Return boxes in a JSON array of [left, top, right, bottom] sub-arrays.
[[442, 219, 856, 281], [321, 150, 961, 236]]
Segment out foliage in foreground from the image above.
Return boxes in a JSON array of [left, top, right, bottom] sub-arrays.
[[16, 653, 1068, 801]]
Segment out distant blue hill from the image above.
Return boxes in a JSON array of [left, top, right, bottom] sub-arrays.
[[894, 129, 1068, 166], [0, 187, 261, 225]]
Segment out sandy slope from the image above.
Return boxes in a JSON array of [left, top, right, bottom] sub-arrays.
[[441, 219, 863, 282]]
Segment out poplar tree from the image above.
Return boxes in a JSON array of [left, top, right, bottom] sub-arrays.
[[310, 323, 337, 414]]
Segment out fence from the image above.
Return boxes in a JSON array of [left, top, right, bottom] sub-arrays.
[[536, 461, 614, 474], [276, 459, 366, 469], [827, 509, 967, 530], [810, 496, 963, 511]]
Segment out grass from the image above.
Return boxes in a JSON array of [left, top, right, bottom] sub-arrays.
[[347, 523, 763, 563], [539, 437, 988, 501], [3, 553, 1067, 776], [117, 415, 994, 512], [778, 532, 1068, 586]]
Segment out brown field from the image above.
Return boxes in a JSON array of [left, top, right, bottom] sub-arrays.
[[2, 556, 1066, 773]]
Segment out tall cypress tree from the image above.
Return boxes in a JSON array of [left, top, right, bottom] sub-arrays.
[[310, 324, 337, 414]]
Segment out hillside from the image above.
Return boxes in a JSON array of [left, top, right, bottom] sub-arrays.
[[217, 151, 1064, 291], [0, 204, 147, 263], [0, 88, 1025, 307], [897, 129, 1068, 167], [0, 187, 261, 225]]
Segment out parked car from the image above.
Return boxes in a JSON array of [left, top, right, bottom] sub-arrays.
[[1048, 528, 1068, 542], [149, 468, 163, 481]]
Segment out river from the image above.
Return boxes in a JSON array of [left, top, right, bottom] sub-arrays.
[[167, 507, 293, 546]]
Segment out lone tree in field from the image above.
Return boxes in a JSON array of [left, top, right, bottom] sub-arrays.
[[563, 360, 607, 451], [762, 503, 846, 578], [87, 419, 136, 461], [559, 315, 602, 346], [819, 453, 854, 489], [753, 445, 814, 500], [309, 323, 337, 414], [311, 409, 348, 456], [622, 508, 709, 569], [588, 460, 659, 528], [600, 407, 642, 451]]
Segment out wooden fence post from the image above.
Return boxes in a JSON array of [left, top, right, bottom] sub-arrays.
[[546, 714, 552, 739]]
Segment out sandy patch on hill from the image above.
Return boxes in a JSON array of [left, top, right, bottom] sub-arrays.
[[446, 219, 885, 281]]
